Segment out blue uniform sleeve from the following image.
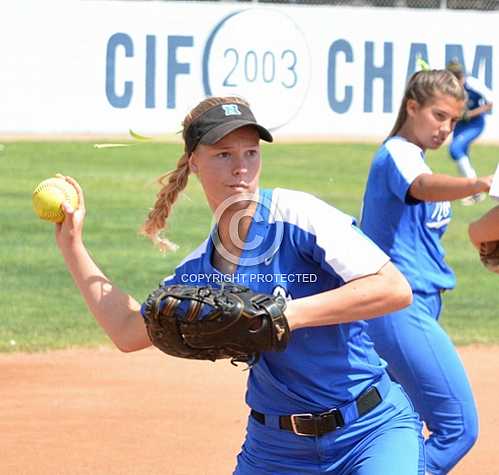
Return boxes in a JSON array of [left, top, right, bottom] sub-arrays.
[[279, 190, 390, 283], [465, 76, 493, 105], [385, 138, 432, 203], [308, 219, 390, 283]]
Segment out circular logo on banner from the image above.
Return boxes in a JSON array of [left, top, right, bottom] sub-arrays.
[[202, 9, 311, 131]]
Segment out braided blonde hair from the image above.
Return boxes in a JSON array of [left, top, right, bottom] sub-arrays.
[[140, 96, 250, 252], [389, 69, 465, 138]]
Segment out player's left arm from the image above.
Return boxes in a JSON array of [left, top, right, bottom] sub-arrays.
[[469, 205, 499, 249], [285, 261, 411, 331], [285, 198, 412, 331]]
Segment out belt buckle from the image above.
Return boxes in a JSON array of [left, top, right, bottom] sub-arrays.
[[289, 412, 315, 437]]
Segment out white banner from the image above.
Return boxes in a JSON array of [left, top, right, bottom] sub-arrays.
[[1, 0, 498, 141]]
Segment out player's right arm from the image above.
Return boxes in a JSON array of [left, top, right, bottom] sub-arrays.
[[469, 205, 499, 249], [55, 176, 151, 352], [409, 173, 492, 202], [464, 102, 492, 120], [383, 138, 492, 202]]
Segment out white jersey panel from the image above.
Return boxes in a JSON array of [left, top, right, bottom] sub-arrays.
[[465, 76, 494, 103], [385, 138, 432, 184], [271, 188, 389, 282]]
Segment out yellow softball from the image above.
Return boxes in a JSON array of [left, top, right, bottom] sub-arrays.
[[32, 177, 78, 224]]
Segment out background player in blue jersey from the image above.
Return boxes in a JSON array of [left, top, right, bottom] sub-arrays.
[[360, 70, 493, 475], [55, 96, 425, 474], [446, 60, 494, 205]]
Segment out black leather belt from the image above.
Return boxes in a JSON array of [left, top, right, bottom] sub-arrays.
[[251, 383, 384, 437]]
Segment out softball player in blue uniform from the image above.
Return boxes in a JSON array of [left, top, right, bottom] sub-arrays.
[[162, 185, 424, 475], [360, 70, 493, 475], [55, 96, 425, 474], [447, 61, 493, 204]]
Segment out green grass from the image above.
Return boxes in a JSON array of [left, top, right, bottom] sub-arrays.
[[1, 141, 498, 352]]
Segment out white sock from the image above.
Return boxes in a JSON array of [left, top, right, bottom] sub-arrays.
[[456, 156, 477, 178]]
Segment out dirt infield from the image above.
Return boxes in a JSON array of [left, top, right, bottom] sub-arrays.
[[1, 346, 497, 475]]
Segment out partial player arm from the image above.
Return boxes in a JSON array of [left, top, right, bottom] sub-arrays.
[[409, 173, 492, 202], [285, 261, 411, 331], [383, 139, 492, 202], [464, 76, 493, 120], [55, 176, 151, 352], [284, 195, 412, 331], [469, 205, 499, 249], [464, 102, 492, 121]]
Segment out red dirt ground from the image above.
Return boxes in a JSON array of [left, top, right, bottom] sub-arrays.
[[1, 345, 497, 474]]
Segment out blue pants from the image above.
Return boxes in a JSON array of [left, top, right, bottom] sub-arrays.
[[234, 382, 425, 474], [366, 292, 478, 475], [449, 117, 485, 161]]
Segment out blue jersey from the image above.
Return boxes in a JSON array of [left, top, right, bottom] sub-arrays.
[[360, 137, 455, 293], [150, 188, 390, 415], [464, 76, 493, 112], [462, 76, 493, 127]]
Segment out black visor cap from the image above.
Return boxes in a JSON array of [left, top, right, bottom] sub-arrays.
[[185, 103, 273, 154]]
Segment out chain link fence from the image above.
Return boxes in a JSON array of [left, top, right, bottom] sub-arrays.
[[164, 0, 499, 10]]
